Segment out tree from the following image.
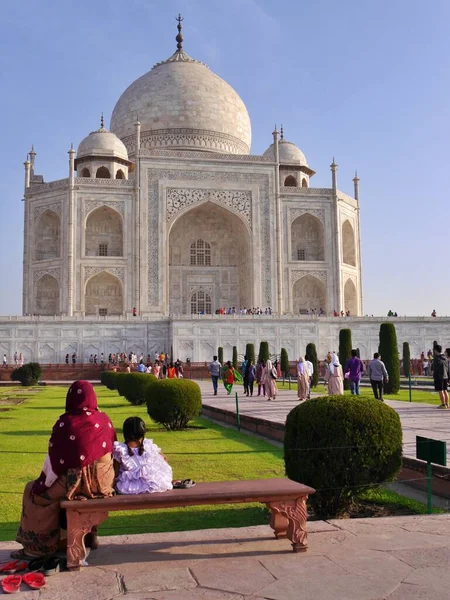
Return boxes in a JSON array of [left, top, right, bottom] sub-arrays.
[[338, 329, 352, 390], [280, 348, 290, 379], [245, 343, 255, 365], [379, 322, 400, 394], [403, 342, 411, 379], [258, 341, 270, 363], [232, 346, 238, 369], [305, 343, 319, 388], [218, 347, 224, 366]]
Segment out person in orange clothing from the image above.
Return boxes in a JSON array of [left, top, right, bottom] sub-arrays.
[[159, 352, 165, 363], [167, 363, 176, 379]]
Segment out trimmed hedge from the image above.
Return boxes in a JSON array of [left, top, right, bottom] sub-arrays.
[[146, 379, 201, 430], [100, 371, 117, 390], [280, 348, 289, 378], [403, 342, 411, 379], [305, 343, 319, 388], [11, 362, 42, 386], [123, 373, 158, 405], [379, 322, 400, 394], [284, 395, 402, 517], [245, 343, 255, 365], [218, 347, 224, 366], [338, 329, 352, 391], [258, 341, 270, 363], [232, 346, 238, 369]]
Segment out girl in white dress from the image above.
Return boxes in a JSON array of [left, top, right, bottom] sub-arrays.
[[113, 417, 173, 495]]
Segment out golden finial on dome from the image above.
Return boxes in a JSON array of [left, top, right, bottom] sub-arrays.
[[280, 125, 284, 140], [100, 112, 104, 129], [176, 14, 184, 51]]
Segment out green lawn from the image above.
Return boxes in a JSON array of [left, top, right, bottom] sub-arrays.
[[0, 384, 439, 542]]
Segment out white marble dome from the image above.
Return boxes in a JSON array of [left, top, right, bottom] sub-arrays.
[[110, 49, 251, 155], [263, 139, 308, 165], [77, 126, 129, 161]]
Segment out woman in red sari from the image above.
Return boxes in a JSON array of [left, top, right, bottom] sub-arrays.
[[12, 381, 116, 558]]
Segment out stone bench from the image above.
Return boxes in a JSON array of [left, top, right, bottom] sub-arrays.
[[61, 477, 315, 570]]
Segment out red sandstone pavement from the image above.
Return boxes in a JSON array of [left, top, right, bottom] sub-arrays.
[[197, 380, 450, 464], [2, 517, 450, 599]]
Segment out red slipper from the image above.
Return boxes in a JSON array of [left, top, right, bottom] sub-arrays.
[[1, 574, 22, 594], [9, 561, 28, 574], [23, 572, 46, 589], [0, 561, 19, 573]]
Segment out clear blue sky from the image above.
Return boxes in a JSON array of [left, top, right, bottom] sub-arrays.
[[1, 0, 449, 316]]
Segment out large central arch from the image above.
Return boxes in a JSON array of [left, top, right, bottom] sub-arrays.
[[292, 275, 326, 314], [168, 202, 252, 314], [85, 271, 123, 315]]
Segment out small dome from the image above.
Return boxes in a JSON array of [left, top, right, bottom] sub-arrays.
[[263, 139, 308, 166], [77, 126, 129, 162]]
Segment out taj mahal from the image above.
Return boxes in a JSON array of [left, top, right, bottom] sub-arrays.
[[3, 17, 447, 362]]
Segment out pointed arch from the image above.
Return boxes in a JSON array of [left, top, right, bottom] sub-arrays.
[[284, 175, 297, 187], [301, 178, 308, 188], [342, 220, 356, 266], [291, 213, 324, 261], [116, 169, 125, 179], [80, 167, 90, 177], [85, 206, 123, 257], [35, 274, 59, 315], [96, 166, 110, 179], [85, 271, 123, 315], [344, 278, 358, 316], [292, 275, 326, 314], [35, 210, 60, 261]]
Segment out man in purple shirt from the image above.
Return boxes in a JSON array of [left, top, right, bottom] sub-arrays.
[[344, 349, 364, 396]]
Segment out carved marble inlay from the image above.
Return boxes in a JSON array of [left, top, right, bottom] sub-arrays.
[[74, 178, 134, 188], [84, 266, 125, 283], [33, 202, 62, 220], [84, 200, 125, 217], [290, 270, 327, 285], [166, 188, 251, 226], [290, 208, 325, 225], [148, 169, 271, 308], [33, 267, 61, 284], [188, 285, 214, 296]]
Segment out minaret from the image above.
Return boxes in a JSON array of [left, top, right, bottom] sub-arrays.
[[353, 170, 360, 201], [29, 145, 36, 176], [24, 155, 31, 192], [330, 157, 338, 192], [134, 116, 141, 313], [273, 125, 283, 313], [67, 143, 76, 316], [331, 157, 341, 313]]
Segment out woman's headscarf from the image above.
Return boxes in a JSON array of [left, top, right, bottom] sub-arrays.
[[32, 381, 116, 494], [297, 357, 305, 375], [329, 354, 340, 375]]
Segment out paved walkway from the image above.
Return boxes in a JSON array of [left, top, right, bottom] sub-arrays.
[[197, 381, 450, 463], [1, 517, 450, 599]]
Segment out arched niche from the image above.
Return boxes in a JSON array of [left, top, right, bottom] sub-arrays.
[[168, 202, 251, 315], [342, 220, 356, 266], [115, 169, 125, 179], [85, 271, 123, 315], [96, 166, 111, 179], [35, 210, 60, 261], [284, 175, 297, 187], [80, 167, 90, 177], [344, 279, 358, 316], [85, 206, 123, 257], [35, 274, 59, 315], [291, 213, 324, 261], [292, 275, 326, 314], [190, 290, 212, 314], [301, 178, 308, 188]]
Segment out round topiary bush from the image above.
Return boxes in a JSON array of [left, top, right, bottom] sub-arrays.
[[123, 373, 158, 405], [146, 379, 202, 430], [258, 341, 269, 363], [11, 362, 42, 386], [284, 395, 402, 517]]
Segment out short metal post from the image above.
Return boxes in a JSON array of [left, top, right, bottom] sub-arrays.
[[427, 461, 432, 514], [409, 373, 412, 403], [289, 373, 291, 390], [235, 392, 240, 432]]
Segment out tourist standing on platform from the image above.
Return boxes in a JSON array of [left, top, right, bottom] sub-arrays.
[[368, 353, 389, 401], [65, 354, 69, 365], [175, 359, 183, 378], [153, 361, 161, 379], [72, 352, 76, 365], [296, 357, 309, 401], [2, 354, 7, 367], [262, 359, 277, 402], [208, 355, 221, 396], [243, 358, 256, 396], [305, 355, 314, 399], [14, 351, 18, 365], [431, 345, 449, 409], [241, 355, 248, 395], [167, 363, 176, 378], [19, 353, 24, 366], [324, 354, 344, 395], [223, 361, 238, 395], [344, 349, 364, 395], [137, 361, 146, 373], [423, 358, 429, 377], [256, 359, 265, 397]]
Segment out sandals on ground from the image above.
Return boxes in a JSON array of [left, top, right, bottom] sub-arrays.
[[173, 479, 196, 489], [0, 560, 28, 574], [1, 572, 46, 593]]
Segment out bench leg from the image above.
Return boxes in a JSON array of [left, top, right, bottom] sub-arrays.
[[66, 510, 108, 570], [266, 496, 308, 552]]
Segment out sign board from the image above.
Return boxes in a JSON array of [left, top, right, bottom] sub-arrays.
[[416, 436, 447, 466]]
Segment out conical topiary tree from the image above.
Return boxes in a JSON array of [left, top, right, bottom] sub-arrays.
[[339, 329, 352, 390], [280, 348, 290, 379], [245, 343, 255, 365], [218, 347, 224, 366], [232, 346, 238, 369], [379, 323, 400, 394], [258, 341, 270, 363], [305, 343, 319, 388], [403, 342, 411, 379]]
